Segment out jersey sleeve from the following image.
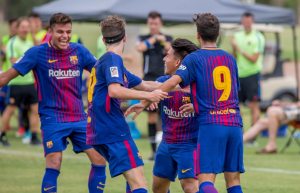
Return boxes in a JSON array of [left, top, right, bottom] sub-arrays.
[[12, 47, 38, 76], [6, 39, 18, 59], [80, 45, 97, 72], [155, 76, 166, 83], [103, 54, 124, 86], [174, 54, 196, 88], [124, 68, 142, 89]]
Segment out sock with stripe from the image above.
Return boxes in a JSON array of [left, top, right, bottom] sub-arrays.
[[148, 123, 157, 152], [88, 164, 106, 193], [227, 185, 243, 193], [132, 188, 147, 193], [199, 181, 218, 193], [126, 181, 132, 193], [42, 168, 60, 193]]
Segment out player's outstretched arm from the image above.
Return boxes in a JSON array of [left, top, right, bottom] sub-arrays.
[[135, 81, 190, 93], [158, 75, 183, 93], [0, 68, 20, 87], [108, 83, 168, 102], [124, 100, 150, 120]]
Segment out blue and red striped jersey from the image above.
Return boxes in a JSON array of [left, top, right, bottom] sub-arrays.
[[175, 48, 243, 127], [157, 75, 198, 143], [86, 52, 142, 145], [12, 42, 96, 123]]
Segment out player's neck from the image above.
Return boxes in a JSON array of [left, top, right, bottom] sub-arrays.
[[245, 27, 252, 34], [200, 42, 217, 48], [106, 44, 123, 57], [17, 34, 26, 41]]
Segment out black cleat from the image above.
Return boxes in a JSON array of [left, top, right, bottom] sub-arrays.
[[0, 136, 11, 147], [29, 137, 43, 146], [148, 152, 156, 161]]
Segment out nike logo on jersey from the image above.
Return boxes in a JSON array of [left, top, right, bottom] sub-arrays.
[[48, 59, 58, 63], [43, 186, 56, 191], [182, 168, 191, 173]]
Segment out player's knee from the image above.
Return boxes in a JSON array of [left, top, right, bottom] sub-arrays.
[[152, 183, 163, 193], [266, 106, 280, 117], [46, 154, 62, 170], [92, 154, 106, 165], [181, 180, 198, 193]]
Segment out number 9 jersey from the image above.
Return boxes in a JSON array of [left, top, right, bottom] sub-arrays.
[[174, 47, 243, 128]]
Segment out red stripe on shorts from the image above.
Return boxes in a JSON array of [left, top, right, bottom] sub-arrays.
[[197, 143, 200, 174], [124, 140, 137, 168]]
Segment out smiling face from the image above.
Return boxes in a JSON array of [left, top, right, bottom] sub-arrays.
[[48, 23, 72, 50], [163, 48, 181, 75]]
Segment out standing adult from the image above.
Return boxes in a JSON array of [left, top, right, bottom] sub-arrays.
[[231, 12, 265, 146], [136, 11, 173, 159]]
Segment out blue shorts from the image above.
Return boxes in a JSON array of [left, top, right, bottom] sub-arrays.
[[41, 120, 92, 156], [153, 142, 197, 182], [93, 139, 144, 178], [196, 124, 245, 174]]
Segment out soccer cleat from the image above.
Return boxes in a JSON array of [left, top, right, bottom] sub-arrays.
[[22, 131, 31, 144], [245, 140, 259, 147], [148, 152, 156, 161], [15, 126, 26, 137], [29, 137, 43, 146], [0, 136, 11, 147]]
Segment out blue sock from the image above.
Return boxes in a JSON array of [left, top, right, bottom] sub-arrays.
[[167, 189, 170, 193], [88, 164, 106, 193], [126, 181, 132, 193], [199, 181, 218, 193], [132, 188, 147, 193], [42, 168, 60, 193], [227, 185, 243, 193]]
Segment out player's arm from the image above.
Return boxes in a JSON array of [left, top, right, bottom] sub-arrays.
[[0, 68, 20, 87], [136, 36, 157, 52], [231, 37, 260, 63], [108, 83, 167, 102], [134, 81, 190, 93], [0, 42, 6, 62]]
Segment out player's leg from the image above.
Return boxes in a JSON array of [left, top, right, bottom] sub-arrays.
[[152, 175, 171, 193], [0, 105, 17, 146], [243, 117, 268, 143], [70, 121, 107, 193], [41, 122, 71, 193], [123, 166, 147, 192], [148, 111, 157, 160], [152, 142, 176, 193], [248, 101, 260, 126], [172, 143, 198, 193], [224, 126, 244, 193], [29, 103, 42, 145]]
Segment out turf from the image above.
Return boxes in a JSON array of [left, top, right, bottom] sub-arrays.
[[1, 108, 300, 193]]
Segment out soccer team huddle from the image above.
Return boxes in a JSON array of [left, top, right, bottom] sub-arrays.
[[0, 12, 244, 193]]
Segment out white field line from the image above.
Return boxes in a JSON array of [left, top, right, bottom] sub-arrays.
[[1, 149, 300, 175]]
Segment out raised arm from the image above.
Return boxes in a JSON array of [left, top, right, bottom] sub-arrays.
[[0, 68, 20, 87]]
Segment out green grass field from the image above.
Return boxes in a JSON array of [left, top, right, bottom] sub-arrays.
[[1, 107, 300, 193], [0, 22, 300, 192]]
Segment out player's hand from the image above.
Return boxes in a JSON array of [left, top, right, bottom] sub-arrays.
[[272, 99, 281, 106], [125, 101, 149, 120], [147, 102, 159, 111], [146, 89, 168, 102], [156, 35, 167, 42], [179, 103, 195, 115]]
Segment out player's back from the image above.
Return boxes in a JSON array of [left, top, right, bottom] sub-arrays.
[[179, 48, 243, 127]]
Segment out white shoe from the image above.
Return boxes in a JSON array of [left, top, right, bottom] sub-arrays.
[[155, 131, 163, 144], [22, 132, 31, 144]]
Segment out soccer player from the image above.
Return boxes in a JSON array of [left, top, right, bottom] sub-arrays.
[[151, 38, 199, 193], [126, 13, 244, 193], [0, 13, 106, 193], [87, 15, 168, 193]]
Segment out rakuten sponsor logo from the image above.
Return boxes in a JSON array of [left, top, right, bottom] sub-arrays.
[[49, 69, 80, 79], [163, 106, 194, 119]]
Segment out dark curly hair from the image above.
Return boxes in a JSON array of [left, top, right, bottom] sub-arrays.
[[49, 13, 72, 29], [172, 38, 199, 60], [193, 13, 219, 42]]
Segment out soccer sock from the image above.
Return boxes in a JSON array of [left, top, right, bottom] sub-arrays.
[[21, 108, 30, 132], [42, 168, 60, 193], [126, 181, 132, 193], [227, 185, 243, 193], [167, 189, 170, 193], [88, 164, 106, 193], [132, 188, 147, 193], [148, 123, 157, 152], [199, 181, 218, 193], [0, 132, 5, 138], [31, 132, 38, 140]]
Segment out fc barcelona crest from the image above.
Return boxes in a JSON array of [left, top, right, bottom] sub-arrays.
[[47, 141, 53, 148], [70, 56, 78, 65]]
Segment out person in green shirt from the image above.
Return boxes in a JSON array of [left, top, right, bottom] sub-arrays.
[[97, 34, 106, 59], [231, 12, 265, 146], [1, 18, 18, 71], [0, 18, 41, 146]]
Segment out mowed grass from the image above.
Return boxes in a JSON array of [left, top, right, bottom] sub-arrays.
[[0, 22, 300, 192], [1, 108, 300, 193]]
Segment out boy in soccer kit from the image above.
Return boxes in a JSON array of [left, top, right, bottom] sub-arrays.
[[87, 15, 168, 193], [126, 13, 244, 193], [152, 38, 199, 193], [0, 13, 107, 193]]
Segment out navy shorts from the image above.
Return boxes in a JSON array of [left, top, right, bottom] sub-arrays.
[[93, 139, 144, 178], [41, 120, 92, 156], [196, 124, 245, 174], [153, 142, 197, 182]]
